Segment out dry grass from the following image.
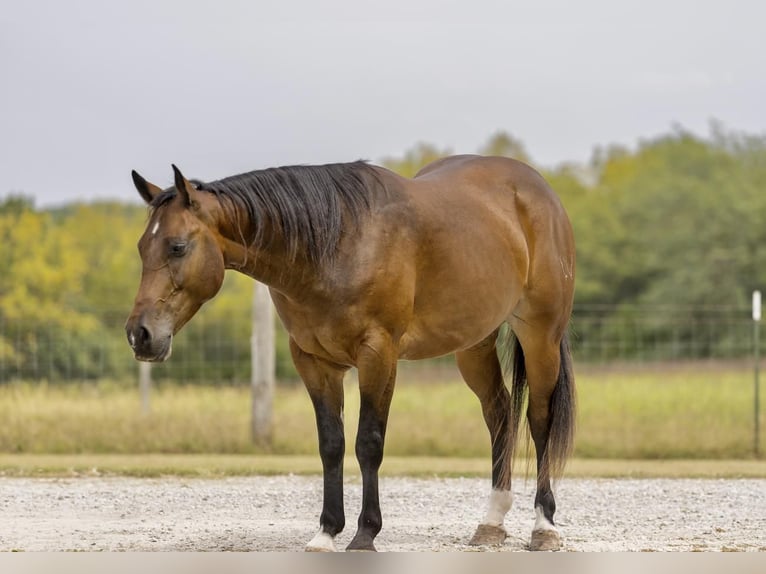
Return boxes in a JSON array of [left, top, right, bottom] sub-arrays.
[[0, 365, 763, 460], [1, 454, 765, 479]]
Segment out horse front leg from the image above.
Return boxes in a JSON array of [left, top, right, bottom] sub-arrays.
[[346, 334, 397, 552], [289, 339, 348, 552]]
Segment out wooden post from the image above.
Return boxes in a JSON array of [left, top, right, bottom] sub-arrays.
[[139, 361, 151, 415], [754, 291, 761, 457], [251, 281, 275, 447]]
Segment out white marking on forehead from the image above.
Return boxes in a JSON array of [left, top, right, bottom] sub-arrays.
[[151, 220, 161, 236]]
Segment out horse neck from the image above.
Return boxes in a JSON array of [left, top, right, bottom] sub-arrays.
[[217, 218, 320, 296]]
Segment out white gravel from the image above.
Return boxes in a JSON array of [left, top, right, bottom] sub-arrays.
[[1, 476, 765, 552]]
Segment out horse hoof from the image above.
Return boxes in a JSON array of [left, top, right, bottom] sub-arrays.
[[305, 531, 337, 552], [346, 536, 377, 552], [305, 544, 335, 552], [530, 528, 561, 551], [346, 544, 377, 552], [468, 524, 507, 546]]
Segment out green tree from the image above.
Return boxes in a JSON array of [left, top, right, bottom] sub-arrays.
[[479, 130, 531, 163], [0, 199, 100, 380], [382, 142, 452, 177]]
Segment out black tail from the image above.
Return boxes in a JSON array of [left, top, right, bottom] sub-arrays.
[[543, 333, 576, 480], [497, 329, 576, 484]]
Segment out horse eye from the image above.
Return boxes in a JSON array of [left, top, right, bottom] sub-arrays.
[[169, 242, 188, 257]]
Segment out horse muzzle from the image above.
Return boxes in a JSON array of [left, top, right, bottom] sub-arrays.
[[125, 316, 173, 362]]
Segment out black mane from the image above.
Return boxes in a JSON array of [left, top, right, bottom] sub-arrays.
[[153, 161, 381, 264]]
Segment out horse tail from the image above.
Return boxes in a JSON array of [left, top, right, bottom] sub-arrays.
[[543, 332, 576, 481], [498, 328, 576, 484]]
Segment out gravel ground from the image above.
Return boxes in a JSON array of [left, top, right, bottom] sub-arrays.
[[1, 476, 765, 552]]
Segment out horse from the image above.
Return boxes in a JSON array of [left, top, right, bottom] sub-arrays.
[[125, 155, 576, 552]]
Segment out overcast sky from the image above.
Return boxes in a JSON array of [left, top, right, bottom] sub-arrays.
[[2, 0, 765, 206]]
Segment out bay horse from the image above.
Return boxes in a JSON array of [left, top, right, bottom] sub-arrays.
[[125, 155, 576, 552]]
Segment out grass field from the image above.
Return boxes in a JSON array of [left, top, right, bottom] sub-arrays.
[[2, 453, 766, 478], [0, 364, 763, 464]]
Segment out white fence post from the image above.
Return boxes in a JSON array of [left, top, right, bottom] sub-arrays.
[[251, 281, 275, 446], [754, 290, 761, 457], [139, 361, 151, 415]]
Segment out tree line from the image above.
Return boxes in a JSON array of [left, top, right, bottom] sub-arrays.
[[1, 123, 765, 383]]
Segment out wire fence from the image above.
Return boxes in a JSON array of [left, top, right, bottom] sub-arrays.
[[571, 304, 757, 363], [0, 304, 760, 385]]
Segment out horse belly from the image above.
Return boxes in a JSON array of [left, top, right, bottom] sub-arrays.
[[398, 315, 503, 360], [398, 277, 520, 360]]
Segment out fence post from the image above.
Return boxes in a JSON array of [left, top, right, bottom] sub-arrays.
[[754, 291, 761, 457], [139, 361, 151, 415], [251, 281, 275, 447]]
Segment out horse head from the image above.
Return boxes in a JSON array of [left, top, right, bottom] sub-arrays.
[[125, 165, 226, 362]]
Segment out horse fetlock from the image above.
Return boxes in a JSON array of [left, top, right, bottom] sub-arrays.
[[484, 488, 513, 524], [346, 532, 377, 552], [305, 529, 337, 552]]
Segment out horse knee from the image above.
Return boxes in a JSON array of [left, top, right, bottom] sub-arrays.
[[319, 427, 345, 465], [313, 401, 345, 464], [355, 429, 384, 468]]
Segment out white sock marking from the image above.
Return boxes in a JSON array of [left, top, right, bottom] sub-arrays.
[[306, 529, 336, 552], [483, 488, 513, 527], [534, 505, 557, 532]]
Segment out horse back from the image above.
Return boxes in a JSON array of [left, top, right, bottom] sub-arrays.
[[377, 154, 571, 254]]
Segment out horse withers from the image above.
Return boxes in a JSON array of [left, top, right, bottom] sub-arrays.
[[125, 155, 576, 551]]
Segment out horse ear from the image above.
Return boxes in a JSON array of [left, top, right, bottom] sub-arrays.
[[131, 170, 163, 204], [171, 164, 196, 208]]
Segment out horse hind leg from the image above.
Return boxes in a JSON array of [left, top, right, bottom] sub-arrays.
[[456, 331, 522, 547], [516, 330, 576, 551]]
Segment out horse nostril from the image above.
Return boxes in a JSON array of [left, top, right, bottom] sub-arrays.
[[127, 323, 152, 350], [137, 325, 151, 346]]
